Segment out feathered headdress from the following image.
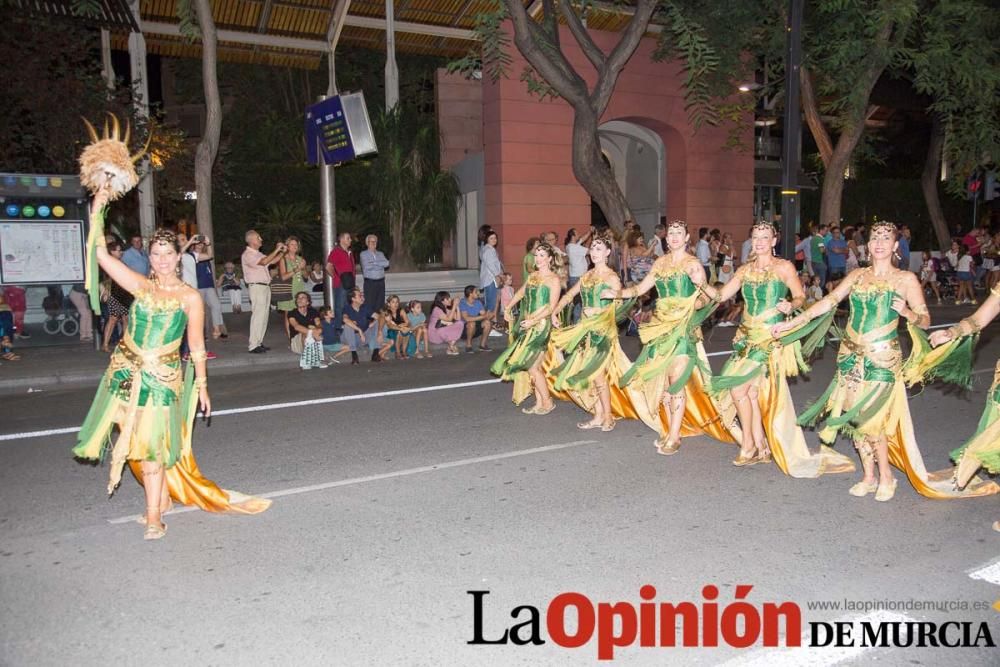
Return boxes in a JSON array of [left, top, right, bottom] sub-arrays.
[[78, 113, 150, 200]]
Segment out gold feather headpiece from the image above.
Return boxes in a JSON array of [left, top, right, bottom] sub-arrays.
[[78, 113, 151, 200]]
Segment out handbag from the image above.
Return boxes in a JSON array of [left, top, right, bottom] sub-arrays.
[[270, 258, 293, 304], [339, 271, 356, 291]]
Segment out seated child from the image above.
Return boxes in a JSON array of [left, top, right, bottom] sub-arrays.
[[319, 306, 349, 364], [406, 300, 431, 358]]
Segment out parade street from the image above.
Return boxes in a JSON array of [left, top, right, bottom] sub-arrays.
[[1, 323, 998, 666]]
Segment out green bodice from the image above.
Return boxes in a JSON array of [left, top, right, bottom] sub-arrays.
[[522, 280, 551, 314], [580, 276, 611, 309], [741, 268, 788, 325], [654, 268, 696, 299], [127, 292, 189, 348], [846, 285, 898, 342]]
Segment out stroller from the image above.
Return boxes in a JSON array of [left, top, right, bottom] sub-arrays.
[[935, 258, 959, 303], [42, 287, 80, 337]]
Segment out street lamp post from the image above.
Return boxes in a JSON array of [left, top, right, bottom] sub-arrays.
[[780, 0, 804, 259]]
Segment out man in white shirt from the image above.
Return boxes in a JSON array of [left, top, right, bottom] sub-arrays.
[[648, 223, 667, 257], [696, 227, 712, 275]]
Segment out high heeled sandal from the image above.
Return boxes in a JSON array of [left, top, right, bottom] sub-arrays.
[[874, 478, 898, 502], [534, 403, 556, 416], [143, 522, 167, 540], [755, 448, 772, 464], [577, 420, 602, 430], [656, 436, 681, 456], [136, 500, 174, 525], [600, 420, 615, 432], [848, 479, 879, 497]]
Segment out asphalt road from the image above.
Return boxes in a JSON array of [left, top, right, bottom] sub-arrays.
[[1, 325, 999, 666]]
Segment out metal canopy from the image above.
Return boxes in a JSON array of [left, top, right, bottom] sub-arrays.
[[8, 0, 139, 31], [99, 0, 652, 69]]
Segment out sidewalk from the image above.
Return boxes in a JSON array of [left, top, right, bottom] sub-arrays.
[[0, 307, 511, 395]]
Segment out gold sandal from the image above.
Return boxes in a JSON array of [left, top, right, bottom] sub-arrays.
[[143, 522, 167, 540], [732, 447, 757, 466], [656, 436, 681, 456], [136, 500, 174, 525], [849, 479, 879, 497], [874, 478, 898, 502]]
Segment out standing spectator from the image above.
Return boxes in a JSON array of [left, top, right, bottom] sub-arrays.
[[192, 237, 227, 339], [955, 244, 977, 305], [826, 226, 848, 282], [565, 227, 592, 323], [308, 262, 325, 293], [459, 285, 494, 353], [944, 239, 961, 270], [427, 291, 463, 356], [121, 235, 150, 276], [696, 227, 712, 277], [809, 224, 828, 287], [325, 232, 356, 337], [625, 230, 654, 283], [497, 273, 516, 332], [479, 230, 504, 325], [522, 237, 540, 283], [176, 232, 198, 288], [897, 225, 912, 271], [287, 291, 326, 369], [717, 232, 736, 284], [648, 223, 667, 257], [360, 234, 390, 310], [100, 241, 132, 353], [920, 250, 942, 304], [740, 228, 753, 266], [2, 285, 27, 339], [217, 261, 243, 314], [984, 230, 1000, 291], [0, 289, 17, 360], [276, 236, 308, 338], [68, 283, 93, 342], [844, 226, 861, 272], [341, 287, 379, 363], [794, 232, 809, 272], [241, 230, 286, 354]]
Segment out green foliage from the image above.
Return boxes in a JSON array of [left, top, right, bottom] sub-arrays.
[[254, 202, 321, 249], [176, 0, 200, 41], [447, 1, 511, 82]]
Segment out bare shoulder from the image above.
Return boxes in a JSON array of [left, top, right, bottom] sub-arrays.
[[181, 285, 204, 310], [773, 258, 798, 278], [896, 269, 921, 290]]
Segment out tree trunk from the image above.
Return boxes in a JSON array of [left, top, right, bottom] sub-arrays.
[[818, 113, 870, 230], [390, 210, 417, 272], [571, 107, 632, 231], [193, 0, 220, 247], [921, 114, 951, 250]]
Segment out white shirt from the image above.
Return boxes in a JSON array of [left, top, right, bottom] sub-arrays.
[[957, 255, 974, 272], [566, 242, 590, 278], [479, 244, 503, 288], [648, 236, 666, 257], [181, 252, 198, 288], [696, 239, 711, 266]]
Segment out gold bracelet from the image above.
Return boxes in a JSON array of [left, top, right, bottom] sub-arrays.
[[188, 350, 208, 363], [193, 377, 208, 388]]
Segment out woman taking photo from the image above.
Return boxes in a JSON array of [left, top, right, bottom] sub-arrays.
[[548, 231, 635, 431], [491, 243, 562, 414], [774, 221, 996, 500], [706, 221, 854, 478], [275, 236, 308, 336], [427, 291, 464, 356], [606, 220, 739, 454]]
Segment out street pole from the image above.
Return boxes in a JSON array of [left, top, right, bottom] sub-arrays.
[[318, 94, 336, 309], [780, 0, 804, 260]]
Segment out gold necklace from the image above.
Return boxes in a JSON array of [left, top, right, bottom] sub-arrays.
[[151, 276, 186, 291]]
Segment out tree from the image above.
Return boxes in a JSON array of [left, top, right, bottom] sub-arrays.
[[458, 1, 722, 232], [369, 108, 460, 270]]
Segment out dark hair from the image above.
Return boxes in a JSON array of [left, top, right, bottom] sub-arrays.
[[431, 290, 451, 314], [525, 236, 539, 252], [349, 287, 363, 300], [464, 284, 478, 298], [477, 225, 494, 246], [699, 227, 709, 239], [294, 291, 311, 303], [318, 306, 332, 317], [564, 228, 577, 246], [107, 240, 123, 253]]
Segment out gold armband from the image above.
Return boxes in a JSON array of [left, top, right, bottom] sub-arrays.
[[912, 304, 929, 316], [193, 377, 208, 388], [820, 294, 840, 310], [188, 350, 208, 363], [948, 317, 981, 340]]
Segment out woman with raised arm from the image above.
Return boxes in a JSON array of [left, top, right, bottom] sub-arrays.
[[774, 221, 998, 501], [491, 243, 562, 414], [73, 116, 270, 540], [602, 220, 739, 453], [914, 283, 1000, 526], [547, 230, 638, 432], [706, 221, 854, 477]]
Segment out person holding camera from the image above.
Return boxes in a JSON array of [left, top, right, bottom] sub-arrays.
[[326, 232, 356, 338], [241, 230, 286, 354]]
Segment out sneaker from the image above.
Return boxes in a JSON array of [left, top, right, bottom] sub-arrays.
[[717, 321, 735, 327], [249, 346, 266, 354], [488, 329, 504, 337], [318, 363, 329, 369], [466, 347, 475, 354], [206, 351, 217, 360], [15, 332, 30, 339]]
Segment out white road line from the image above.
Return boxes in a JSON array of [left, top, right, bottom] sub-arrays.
[[107, 438, 598, 524], [0, 319, 974, 443], [717, 611, 915, 667], [968, 557, 1000, 586]]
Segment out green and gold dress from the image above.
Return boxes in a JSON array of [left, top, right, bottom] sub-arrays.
[[904, 283, 1000, 491], [74, 285, 271, 514], [618, 261, 739, 444], [491, 273, 554, 405], [545, 271, 644, 421], [801, 269, 997, 498], [711, 263, 855, 477]]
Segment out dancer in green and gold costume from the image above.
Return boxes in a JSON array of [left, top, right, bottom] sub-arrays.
[[604, 220, 739, 454], [919, 283, 1000, 527], [491, 242, 563, 414], [776, 221, 998, 501], [73, 116, 269, 540], [547, 231, 640, 431], [708, 222, 854, 478]]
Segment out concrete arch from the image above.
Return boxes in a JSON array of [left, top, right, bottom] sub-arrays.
[[598, 119, 666, 238]]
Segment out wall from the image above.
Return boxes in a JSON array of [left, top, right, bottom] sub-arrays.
[[482, 23, 754, 277]]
